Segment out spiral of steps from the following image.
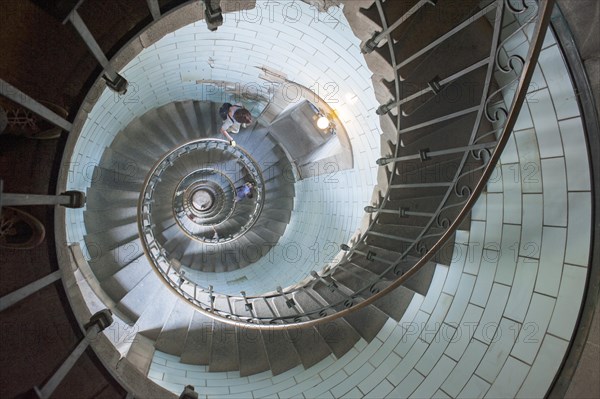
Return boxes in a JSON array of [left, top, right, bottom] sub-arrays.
[[40, 0, 577, 395], [0, 0, 596, 397], [76, 0, 500, 380], [84, 100, 294, 275], [79, 95, 443, 375]]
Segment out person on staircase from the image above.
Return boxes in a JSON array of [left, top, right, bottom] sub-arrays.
[[219, 103, 252, 147], [234, 181, 255, 202]]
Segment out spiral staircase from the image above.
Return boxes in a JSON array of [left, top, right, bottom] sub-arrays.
[[85, 100, 294, 275], [0, 0, 598, 398], [80, 97, 439, 376]]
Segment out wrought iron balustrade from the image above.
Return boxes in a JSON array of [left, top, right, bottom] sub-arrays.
[[130, 0, 556, 329]]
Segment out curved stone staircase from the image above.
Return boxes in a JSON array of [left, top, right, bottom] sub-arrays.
[[84, 100, 293, 274], [80, 97, 443, 376], [77, 0, 507, 381], [1, 0, 595, 397], [40, 0, 576, 396], [348, 0, 499, 268]]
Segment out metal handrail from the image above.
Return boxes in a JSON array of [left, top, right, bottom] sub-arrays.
[[131, 0, 555, 329], [140, 138, 266, 241], [138, 138, 268, 291]]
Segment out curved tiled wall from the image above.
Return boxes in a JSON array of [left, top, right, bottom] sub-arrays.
[[64, 1, 382, 295], [147, 13, 593, 399]]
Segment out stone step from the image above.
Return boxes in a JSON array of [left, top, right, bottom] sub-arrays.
[[163, 233, 192, 260], [88, 237, 145, 281], [84, 221, 139, 255], [117, 270, 166, 324], [154, 300, 196, 356], [293, 289, 361, 359], [180, 311, 214, 365], [251, 299, 302, 375], [99, 146, 155, 178], [312, 279, 389, 343], [209, 322, 239, 372], [391, 0, 486, 72], [342, 0, 379, 42], [260, 207, 292, 224], [231, 300, 271, 377], [332, 262, 416, 321], [88, 165, 145, 192], [112, 118, 177, 159], [134, 285, 179, 341], [390, 154, 468, 186], [149, 102, 206, 148], [346, 237, 438, 296], [270, 297, 333, 369], [101, 255, 153, 302], [86, 186, 139, 211], [84, 206, 138, 234]]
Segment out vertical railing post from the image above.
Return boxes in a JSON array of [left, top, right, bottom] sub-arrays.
[[180, 385, 199, 399], [0, 270, 62, 312], [0, 79, 73, 132], [146, 0, 161, 20], [202, 0, 223, 31], [1, 191, 85, 208], [34, 310, 113, 399], [361, 0, 438, 53], [64, 10, 128, 94]]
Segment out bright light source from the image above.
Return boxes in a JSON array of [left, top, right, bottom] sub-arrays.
[[317, 116, 330, 130]]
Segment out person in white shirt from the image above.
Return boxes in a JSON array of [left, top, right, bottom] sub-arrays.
[[220, 104, 252, 146]]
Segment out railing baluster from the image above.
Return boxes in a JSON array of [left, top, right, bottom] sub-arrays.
[[389, 182, 453, 189], [208, 286, 215, 312], [395, 1, 500, 71], [367, 231, 415, 243], [366, 206, 435, 219], [395, 106, 480, 132], [64, 10, 128, 94], [225, 295, 234, 316], [362, 0, 437, 53], [377, 141, 496, 165], [262, 297, 279, 320], [0, 79, 73, 132], [341, 245, 395, 265], [276, 286, 297, 310], [381, 58, 491, 114], [146, 0, 161, 20], [310, 271, 338, 292], [240, 291, 255, 317], [121, 0, 554, 330]]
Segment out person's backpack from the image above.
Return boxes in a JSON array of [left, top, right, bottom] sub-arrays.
[[219, 103, 232, 120]]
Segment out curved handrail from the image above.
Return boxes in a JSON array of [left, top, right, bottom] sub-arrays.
[[139, 138, 266, 242], [127, 0, 556, 329], [55, 0, 556, 329], [138, 138, 271, 293]]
